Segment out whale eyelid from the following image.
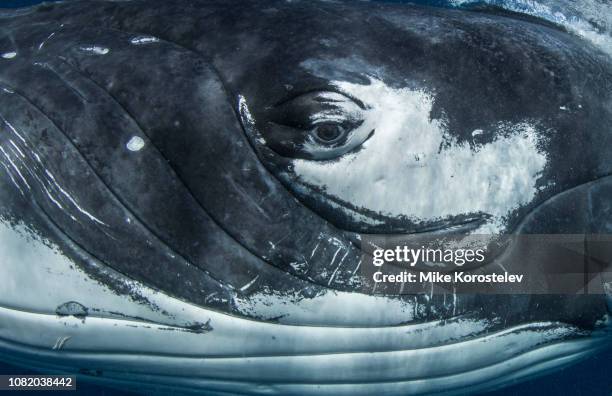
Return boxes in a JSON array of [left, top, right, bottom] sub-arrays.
[[268, 117, 362, 134], [272, 88, 367, 110], [309, 106, 361, 123]]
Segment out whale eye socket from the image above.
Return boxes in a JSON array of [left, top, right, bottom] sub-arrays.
[[261, 91, 371, 160]]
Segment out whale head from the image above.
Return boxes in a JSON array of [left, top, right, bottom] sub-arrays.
[[0, 1, 611, 395]]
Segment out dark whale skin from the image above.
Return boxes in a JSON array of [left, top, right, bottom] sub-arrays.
[[0, 0, 610, 332]]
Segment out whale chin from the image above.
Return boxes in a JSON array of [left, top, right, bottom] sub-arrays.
[[0, 295, 608, 396]]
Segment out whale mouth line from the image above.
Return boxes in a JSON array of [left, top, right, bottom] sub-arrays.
[[342, 217, 492, 253], [354, 215, 491, 238], [290, 176, 494, 236], [0, 301, 605, 396]]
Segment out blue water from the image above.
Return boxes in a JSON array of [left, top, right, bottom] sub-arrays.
[[0, 0, 611, 394]]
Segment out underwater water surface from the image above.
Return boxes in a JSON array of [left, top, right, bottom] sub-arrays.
[[0, 0, 611, 395]]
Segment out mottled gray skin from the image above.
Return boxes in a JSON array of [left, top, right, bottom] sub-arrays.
[[0, 0, 611, 357]]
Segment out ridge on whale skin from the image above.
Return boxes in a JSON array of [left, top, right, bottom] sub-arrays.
[[0, 0, 611, 395]]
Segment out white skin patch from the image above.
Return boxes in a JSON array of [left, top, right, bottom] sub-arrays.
[[130, 36, 160, 45], [292, 78, 548, 233], [1, 52, 17, 59], [79, 46, 110, 55], [126, 136, 145, 152]]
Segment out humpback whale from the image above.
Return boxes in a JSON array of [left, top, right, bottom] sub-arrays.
[[0, 0, 611, 394]]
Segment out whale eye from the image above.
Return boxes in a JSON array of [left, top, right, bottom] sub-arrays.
[[312, 123, 347, 144], [261, 91, 372, 160]]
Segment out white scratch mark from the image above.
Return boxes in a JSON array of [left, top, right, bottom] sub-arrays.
[[44, 169, 107, 226], [351, 258, 362, 276], [130, 36, 160, 45], [327, 247, 345, 286], [38, 32, 56, 51], [2, 117, 26, 144], [0, 162, 24, 196], [52, 335, 71, 350], [239, 275, 260, 292], [310, 242, 320, 258], [0, 146, 30, 189], [79, 45, 110, 55], [40, 182, 63, 210], [9, 140, 25, 158]]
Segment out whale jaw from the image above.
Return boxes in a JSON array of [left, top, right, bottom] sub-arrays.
[[0, 303, 609, 395]]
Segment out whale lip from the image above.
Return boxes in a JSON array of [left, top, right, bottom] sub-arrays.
[[343, 216, 495, 268], [381, 216, 489, 236], [344, 215, 491, 243]]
